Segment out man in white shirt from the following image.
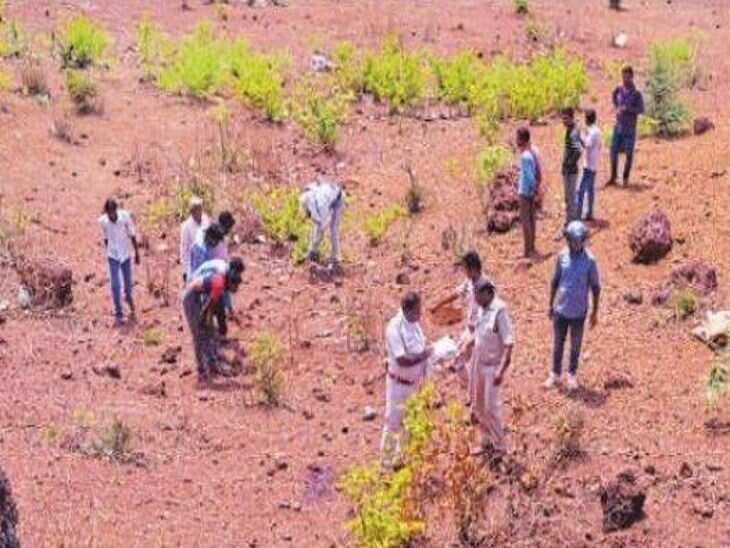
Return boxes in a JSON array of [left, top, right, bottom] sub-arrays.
[[98, 199, 140, 326], [469, 279, 514, 458], [180, 196, 210, 282], [577, 109, 602, 221], [299, 177, 345, 265], [381, 292, 433, 469]]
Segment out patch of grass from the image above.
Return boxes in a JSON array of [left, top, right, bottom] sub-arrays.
[[332, 41, 365, 97], [251, 331, 285, 407], [136, 15, 174, 79], [142, 197, 175, 230], [292, 76, 349, 149], [20, 61, 49, 97], [706, 362, 728, 411], [553, 409, 584, 464], [251, 187, 311, 263], [672, 288, 697, 321], [475, 145, 511, 185], [174, 177, 216, 222], [58, 15, 111, 69], [364, 204, 405, 246], [645, 38, 693, 137], [513, 0, 529, 14], [525, 18, 543, 42], [0, 18, 28, 58], [432, 50, 486, 107], [650, 35, 701, 89], [362, 35, 429, 113], [65, 69, 100, 114], [0, 66, 11, 91], [93, 418, 132, 461], [142, 327, 163, 347]]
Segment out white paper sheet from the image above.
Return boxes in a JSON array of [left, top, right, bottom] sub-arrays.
[[432, 336, 459, 362]]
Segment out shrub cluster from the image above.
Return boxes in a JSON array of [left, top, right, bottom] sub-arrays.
[[250, 331, 285, 407], [58, 15, 111, 68], [475, 145, 512, 185], [364, 204, 405, 247], [291, 76, 350, 149], [251, 187, 311, 263]]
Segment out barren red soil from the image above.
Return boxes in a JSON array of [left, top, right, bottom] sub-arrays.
[[1, 1, 730, 547]]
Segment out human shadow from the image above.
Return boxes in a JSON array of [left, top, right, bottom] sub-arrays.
[[563, 385, 609, 409]]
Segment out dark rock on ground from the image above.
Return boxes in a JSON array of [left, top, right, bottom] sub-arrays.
[[160, 346, 182, 365], [16, 257, 73, 307], [486, 167, 543, 234], [693, 117, 715, 136], [670, 259, 718, 295], [599, 471, 646, 533], [623, 291, 643, 305], [629, 209, 672, 264], [0, 466, 21, 548], [93, 363, 121, 380]]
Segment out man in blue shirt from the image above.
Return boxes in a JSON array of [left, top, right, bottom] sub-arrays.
[[545, 221, 601, 391], [607, 65, 644, 187], [516, 126, 540, 258]]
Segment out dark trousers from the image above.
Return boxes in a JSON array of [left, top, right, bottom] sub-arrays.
[[552, 314, 586, 376], [577, 169, 596, 220], [182, 291, 218, 379], [215, 300, 227, 337], [519, 196, 537, 257], [610, 130, 636, 183]]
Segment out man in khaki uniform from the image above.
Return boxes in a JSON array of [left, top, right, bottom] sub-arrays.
[[470, 279, 514, 457], [381, 292, 432, 469]]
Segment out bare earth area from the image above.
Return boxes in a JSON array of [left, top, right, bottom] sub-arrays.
[[1, 0, 729, 546]]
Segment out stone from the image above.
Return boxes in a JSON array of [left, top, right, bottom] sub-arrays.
[[310, 53, 333, 73], [160, 346, 181, 365], [623, 291, 643, 305], [60, 370, 73, 381], [15, 257, 73, 307], [629, 209, 672, 264], [93, 363, 121, 380], [395, 272, 410, 285], [693, 117, 715, 136], [486, 167, 543, 234], [362, 406, 377, 421], [612, 32, 628, 48], [670, 259, 718, 296], [0, 466, 21, 548], [599, 471, 646, 532], [679, 462, 693, 478]]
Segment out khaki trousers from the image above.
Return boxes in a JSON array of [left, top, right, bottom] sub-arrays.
[[469, 362, 505, 452]]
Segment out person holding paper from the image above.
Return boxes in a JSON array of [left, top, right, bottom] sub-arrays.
[[470, 278, 514, 459], [381, 292, 433, 470]]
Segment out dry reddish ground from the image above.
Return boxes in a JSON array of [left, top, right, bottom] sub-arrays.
[[1, 0, 730, 546]]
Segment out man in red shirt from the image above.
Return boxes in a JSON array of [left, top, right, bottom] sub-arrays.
[[182, 258, 244, 385]]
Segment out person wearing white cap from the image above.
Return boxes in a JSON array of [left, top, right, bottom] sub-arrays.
[[545, 221, 601, 391], [469, 278, 514, 458], [381, 292, 433, 470], [180, 196, 209, 283], [299, 177, 345, 265]]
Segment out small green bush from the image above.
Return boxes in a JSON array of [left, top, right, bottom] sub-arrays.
[[292, 77, 349, 149], [475, 145, 511, 185], [227, 38, 288, 121], [646, 39, 693, 137], [142, 197, 175, 230], [0, 19, 28, 58], [65, 69, 99, 113], [158, 21, 227, 98], [58, 15, 110, 68], [432, 50, 486, 107], [251, 187, 311, 263], [332, 41, 365, 97], [672, 288, 697, 321], [706, 362, 728, 411], [362, 36, 428, 113], [513, 0, 529, 14], [136, 15, 174, 79], [250, 331, 285, 407], [650, 36, 701, 89], [364, 204, 405, 246]]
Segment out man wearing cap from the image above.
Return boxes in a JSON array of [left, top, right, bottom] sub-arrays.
[[381, 292, 433, 469], [469, 278, 514, 458], [180, 197, 209, 283], [546, 221, 601, 391], [300, 177, 345, 265]]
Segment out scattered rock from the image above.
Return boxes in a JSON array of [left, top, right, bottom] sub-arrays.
[[362, 406, 377, 421], [651, 287, 672, 306], [679, 462, 693, 479], [629, 209, 672, 264], [312, 387, 330, 403], [612, 32, 629, 49], [140, 381, 166, 398], [692, 503, 714, 519], [60, 369, 73, 381], [599, 471, 646, 532], [603, 372, 634, 391], [15, 257, 73, 307], [93, 363, 121, 380], [310, 53, 333, 73], [0, 466, 21, 548], [160, 346, 181, 365], [623, 291, 643, 305], [693, 117, 715, 136], [670, 259, 718, 296], [395, 272, 410, 285], [486, 167, 543, 234], [17, 287, 31, 309]]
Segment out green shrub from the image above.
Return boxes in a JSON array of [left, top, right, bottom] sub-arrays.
[[706, 362, 728, 411], [227, 38, 288, 121], [174, 178, 216, 221], [432, 50, 486, 107], [332, 41, 365, 96], [362, 36, 428, 112], [251, 187, 311, 263], [0, 19, 28, 58], [250, 331, 285, 407], [65, 69, 99, 113], [646, 39, 692, 137], [58, 15, 110, 68], [142, 197, 175, 230], [672, 288, 697, 321], [650, 36, 701, 89], [136, 15, 174, 79], [475, 145, 511, 185], [513, 0, 529, 14], [292, 77, 349, 149], [0, 66, 10, 91], [158, 21, 227, 98], [364, 204, 405, 246]]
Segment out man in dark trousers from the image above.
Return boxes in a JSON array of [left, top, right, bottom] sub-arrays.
[[608, 66, 644, 186], [560, 107, 582, 233]]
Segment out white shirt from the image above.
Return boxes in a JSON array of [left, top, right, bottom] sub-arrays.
[[299, 178, 343, 228], [582, 125, 602, 172], [99, 210, 136, 262], [180, 214, 210, 277], [385, 310, 427, 384], [474, 296, 514, 367], [456, 274, 491, 331]]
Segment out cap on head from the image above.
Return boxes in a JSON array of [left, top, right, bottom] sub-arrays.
[[564, 220, 588, 242], [189, 196, 204, 210]]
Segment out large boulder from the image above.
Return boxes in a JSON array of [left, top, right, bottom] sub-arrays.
[[629, 209, 672, 264], [15, 257, 73, 307], [486, 167, 543, 234], [671, 259, 718, 295], [599, 470, 646, 533], [0, 466, 21, 548]]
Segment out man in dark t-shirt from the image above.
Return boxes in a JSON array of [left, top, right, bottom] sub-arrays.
[[608, 66, 644, 186]]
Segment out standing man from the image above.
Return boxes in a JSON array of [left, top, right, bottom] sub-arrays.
[[299, 177, 345, 265], [381, 292, 433, 470], [560, 107, 582, 231], [545, 221, 601, 391], [98, 199, 140, 327], [516, 126, 540, 258], [470, 279, 514, 458], [608, 66, 644, 187], [577, 109, 602, 221], [182, 257, 244, 385], [180, 196, 210, 283]]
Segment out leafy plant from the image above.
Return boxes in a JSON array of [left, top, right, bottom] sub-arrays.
[[136, 15, 174, 79], [250, 331, 285, 407], [553, 409, 584, 464], [251, 187, 311, 263], [174, 178, 216, 221], [513, 0, 529, 14], [706, 362, 728, 411], [292, 76, 349, 149], [364, 204, 405, 246], [432, 50, 486, 107], [0, 19, 28, 58], [649, 36, 701, 89], [20, 61, 49, 97], [58, 15, 111, 68], [475, 145, 511, 185], [332, 41, 365, 97], [228, 38, 288, 121], [65, 69, 100, 114], [93, 418, 132, 461], [672, 288, 697, 321], [0, 66, 10, 91], [645, 39, 692, 137], [362, 35, 428, 113]]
